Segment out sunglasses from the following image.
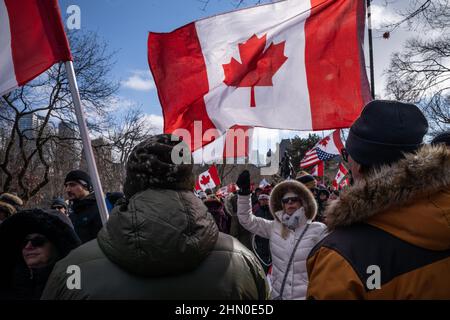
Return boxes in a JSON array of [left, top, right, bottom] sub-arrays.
[[22, 235, 48, 248], [281, 196, 300, 204], [341, 148, 349, 162]]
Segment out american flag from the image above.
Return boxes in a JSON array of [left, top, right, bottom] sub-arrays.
[[301, 148, 336, 168], [300, 130, 344, 168]]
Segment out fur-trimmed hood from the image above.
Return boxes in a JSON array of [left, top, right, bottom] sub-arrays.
[[0, 209, 81, 289], [269, 180, 317, 222], [325, 144, 450, 249]]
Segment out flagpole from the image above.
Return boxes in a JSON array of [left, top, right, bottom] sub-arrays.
[[65, 61, 109, 226], [366, 0, 375, 98]]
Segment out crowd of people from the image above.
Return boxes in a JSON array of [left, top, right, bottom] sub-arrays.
[[0, 100, 449, 300]]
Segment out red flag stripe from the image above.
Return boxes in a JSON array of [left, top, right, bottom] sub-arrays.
[[208, 165, 221, 186], [339, 163, 349, 175], [148, 23, 218, 152], [317, 161, 324, 176], [6, 0, 71, 86], [333, 129, 345, 152], [301, 157, 321, 168], [305, 0, 371, 130]]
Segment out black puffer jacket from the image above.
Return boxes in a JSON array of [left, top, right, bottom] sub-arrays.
[[42, 188, 268, 299], [225, 193, 253, 250], [252, 205, 273, 273], [69, 193, 102, 243], [0, 209, 81, 300]]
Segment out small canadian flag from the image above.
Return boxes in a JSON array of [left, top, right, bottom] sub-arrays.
[[195, 165, 221, 191], [332, 163, 349, 189], [340, 178, 350, 189]]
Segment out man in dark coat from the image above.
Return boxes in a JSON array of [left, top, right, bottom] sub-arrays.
[[64, 170, 102, 243], [42, 134, 268, 300], [0, 209, 80, 300], [307, 100, 450, 299]]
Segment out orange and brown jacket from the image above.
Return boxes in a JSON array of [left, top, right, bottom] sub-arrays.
[[307, 144, 450, 299]]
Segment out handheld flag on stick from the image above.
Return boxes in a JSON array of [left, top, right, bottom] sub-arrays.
[[195, 165, 221, 191], [332, 163, 349, 189], [0, 0, 108, 224]]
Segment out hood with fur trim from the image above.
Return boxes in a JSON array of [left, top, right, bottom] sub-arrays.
[[325, 144, 450, 250], [269, 180, 317, 222], [0, 209, 81, 289]]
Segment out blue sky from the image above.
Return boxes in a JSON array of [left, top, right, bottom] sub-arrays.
[[58, 0, 274, 128], [56, 0, 415, 153]]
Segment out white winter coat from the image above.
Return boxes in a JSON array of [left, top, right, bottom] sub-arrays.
[[237, 181, 327, 300]]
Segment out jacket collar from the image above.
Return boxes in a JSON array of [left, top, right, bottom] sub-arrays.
[[326, 144, 450, 229]]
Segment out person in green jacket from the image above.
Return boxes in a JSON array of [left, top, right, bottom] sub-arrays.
[[41, 134, 268, 300]]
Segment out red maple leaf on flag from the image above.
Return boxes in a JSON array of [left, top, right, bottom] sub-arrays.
[[319, 136, 330, 147], [200, 175, 210, 186], [223, 34, 288, 107]]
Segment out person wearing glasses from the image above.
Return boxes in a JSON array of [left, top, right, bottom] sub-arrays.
[[0, 209, 80, 300], [236, 170, 327, 300]]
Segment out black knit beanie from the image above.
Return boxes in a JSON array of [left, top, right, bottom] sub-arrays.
[[64, 170, 92, 191], [123, 134, 194, 199], [346, 100, 428, 167]]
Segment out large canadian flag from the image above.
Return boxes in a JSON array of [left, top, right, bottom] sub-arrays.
[[195, 165, 221, 191], [148, 0, 371, 155], [0, 0, 72, 96]]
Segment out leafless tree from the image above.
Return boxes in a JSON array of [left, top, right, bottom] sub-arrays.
[[107, 107, 156, 185], [0, 31, 119, 203], [384, 0, 450, 132]]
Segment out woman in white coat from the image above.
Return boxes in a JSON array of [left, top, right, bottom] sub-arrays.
[[236, 170, 327, 300]]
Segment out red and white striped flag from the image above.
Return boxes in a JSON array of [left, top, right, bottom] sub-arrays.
[[0, 0, 72, 96], [311, 162, 324, 177], [300, 130, 345, 168], [195, 165, 221, 191], [148, 0, 371, 155], [332, 163, 349, 188]]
